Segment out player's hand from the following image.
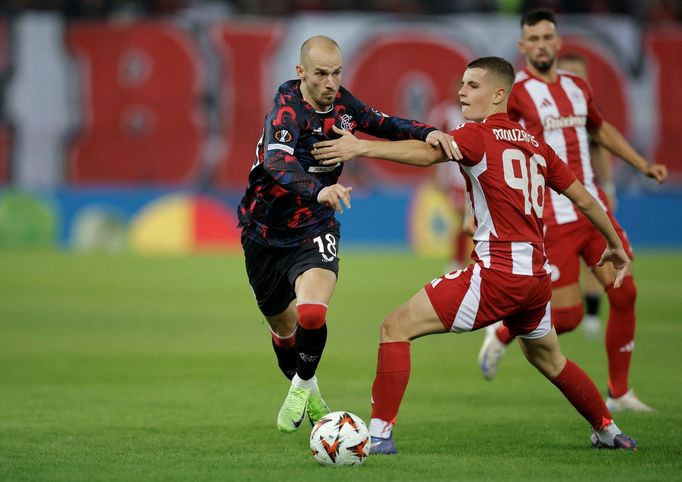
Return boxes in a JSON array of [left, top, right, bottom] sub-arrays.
[[317, 183, 353, 213], [312, 126, 362, 165], [597, 246, 630, 288], [643, 163, 667, 183], [426, 130, 462, 161]]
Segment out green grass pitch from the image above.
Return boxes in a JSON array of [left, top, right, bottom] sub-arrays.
[[1, 250, 681, 481]]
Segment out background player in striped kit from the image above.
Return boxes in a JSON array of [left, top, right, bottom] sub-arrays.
[[477, 9, 667, 412], [557, 53, 614, 341]]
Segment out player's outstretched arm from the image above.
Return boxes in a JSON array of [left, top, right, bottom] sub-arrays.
[[562, 180, 630, 287], [591, 121, 668, 183], [312, 126, 447, 167]]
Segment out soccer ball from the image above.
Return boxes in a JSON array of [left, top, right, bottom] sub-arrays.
[[310, 411, 370, 466]]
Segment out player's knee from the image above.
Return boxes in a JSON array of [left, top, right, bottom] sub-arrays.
[[552, 305, 584, 335], [296, 302, 327, 330], [380, 308, 408, 342], [525, 349, 566, 379], [606, 275, 636, 308]]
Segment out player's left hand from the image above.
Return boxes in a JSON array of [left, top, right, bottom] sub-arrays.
[[597, 246, 630, 288], [317, 183, 353, 213], [644, 163, 667, 183], [312, 126, 362, 165], [426, 130, 462, 161]]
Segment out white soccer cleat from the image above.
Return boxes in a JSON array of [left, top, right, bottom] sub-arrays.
[[590, 429, 637, 451], [478, 324, 506, 381], [606, 389, 654, 412], [582, 315, 600, 341]]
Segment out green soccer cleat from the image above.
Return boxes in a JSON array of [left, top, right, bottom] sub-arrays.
[[277, 385, 311, 433], [306, 390, 330, 425]]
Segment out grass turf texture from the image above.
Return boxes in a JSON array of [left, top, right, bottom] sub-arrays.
[[1, 250, 681, 481]]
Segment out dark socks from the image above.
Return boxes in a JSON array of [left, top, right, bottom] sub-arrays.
[[271, 337, 297, 380], [295, 323, 327, 380]]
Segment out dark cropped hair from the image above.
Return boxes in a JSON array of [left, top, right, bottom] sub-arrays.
[[521, 8, 557, 28], [467, 57, 515, 89]]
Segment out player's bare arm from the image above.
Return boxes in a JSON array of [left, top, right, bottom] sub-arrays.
[[591, 121, 668, 183], [562, 180, 630, 287], [590, 142, 617, 210], [313, 126, 446, 167], [317, 183, 352, 213]]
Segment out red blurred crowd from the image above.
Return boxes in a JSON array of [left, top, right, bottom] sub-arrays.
[[0, 0, 680, 23]]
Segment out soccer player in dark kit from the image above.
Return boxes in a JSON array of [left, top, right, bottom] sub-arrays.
[[237, 35, 459, 433]]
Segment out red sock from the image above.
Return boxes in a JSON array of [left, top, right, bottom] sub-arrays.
[[551, 359, 612, 430], [605, 276, 637, 398], [552, 305, 584, 335], [271, 331, 295, 349], [371, 342, 411, 423], [495, 324, 515, 345]]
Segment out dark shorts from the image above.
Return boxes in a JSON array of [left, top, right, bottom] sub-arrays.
[[242, 227, 340, 316]]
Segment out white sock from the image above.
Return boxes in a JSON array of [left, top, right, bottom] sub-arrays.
[[369, 418, 393, 439], [292, 374, 316, 390], [597, 421, 621, 445]]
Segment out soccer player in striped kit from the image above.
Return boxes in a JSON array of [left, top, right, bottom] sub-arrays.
[[312, 56, 638, 452], [478, 9, 667, 412]]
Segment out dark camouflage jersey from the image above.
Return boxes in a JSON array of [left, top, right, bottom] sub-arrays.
[[238, 79, 436, 248]]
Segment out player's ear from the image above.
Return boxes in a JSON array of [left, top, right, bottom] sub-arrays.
[[493, 87, 506, 105], [295, 64, 305, 80]]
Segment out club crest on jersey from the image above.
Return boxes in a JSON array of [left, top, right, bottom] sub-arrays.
[[339, 114, 354, 131], [274, 129, 292, 143]]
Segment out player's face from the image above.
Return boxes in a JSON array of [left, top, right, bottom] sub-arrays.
[[518, 20, 561, 73], [297, 46, 342, 111], [458, 68, 496, 122]]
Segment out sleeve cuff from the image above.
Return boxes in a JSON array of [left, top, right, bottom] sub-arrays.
[[421, 126, 437, 141]]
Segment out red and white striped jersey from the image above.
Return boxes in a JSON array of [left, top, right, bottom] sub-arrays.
[[509, 69, 606, 226], [449, 113, 576, 276]]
